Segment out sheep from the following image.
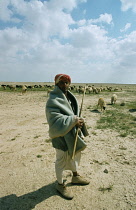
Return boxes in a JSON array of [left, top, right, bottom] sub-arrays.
[[78, 87, 84, 94], [111, 94, 117, 104], [106, 86, 112, 91], [1, 84, 7, 90], [92, 87, 98, 94], [88, 87, 93, 94], [8, 85, 16, 91], [97, 98, 106, 111], [96, 88, 101, 93], [21, 85, 27, 94]]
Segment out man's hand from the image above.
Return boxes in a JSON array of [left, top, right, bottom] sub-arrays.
[[76, 117, 84, 128]]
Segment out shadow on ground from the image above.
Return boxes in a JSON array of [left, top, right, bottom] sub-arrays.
[[0, 182, 58, 210], [129, 109, 136, 113], [106, 103, 113, 105], [91, 109, 101, 113]]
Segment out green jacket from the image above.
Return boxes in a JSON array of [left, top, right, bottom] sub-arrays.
[[46, 86, 88, 157]]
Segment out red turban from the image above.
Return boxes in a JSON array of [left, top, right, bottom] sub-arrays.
[[54, 74, 71, 85]]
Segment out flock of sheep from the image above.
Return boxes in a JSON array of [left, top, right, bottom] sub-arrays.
[[73, 85, 121, 94], [0, 84, 52, 94], [0, 83, 118, 111], [71, 85, 119, 112]]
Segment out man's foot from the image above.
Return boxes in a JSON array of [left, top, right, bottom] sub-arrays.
[[56, 183, 74, 200], [71, 175, 90, 185]]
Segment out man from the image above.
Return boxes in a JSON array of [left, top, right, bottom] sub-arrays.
[[46, 74, 90, 199]]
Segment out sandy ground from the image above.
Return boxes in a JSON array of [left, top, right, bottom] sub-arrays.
[[0, 88, 136, 210]]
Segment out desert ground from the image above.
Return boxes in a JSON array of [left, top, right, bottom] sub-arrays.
[[0, 83, 136, 210]]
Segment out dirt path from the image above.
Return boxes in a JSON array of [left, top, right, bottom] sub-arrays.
[[0, 90, 136, 210]]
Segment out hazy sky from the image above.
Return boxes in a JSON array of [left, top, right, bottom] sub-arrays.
[[0, 0, 136, 84]]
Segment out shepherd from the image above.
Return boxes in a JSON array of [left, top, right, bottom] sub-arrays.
[[46, 74, 90, 199]]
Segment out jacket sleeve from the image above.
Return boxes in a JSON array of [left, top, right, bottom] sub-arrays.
[[46, 106, 78, 138]]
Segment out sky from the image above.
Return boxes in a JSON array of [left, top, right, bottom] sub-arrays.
[[0, 0, 136, 84]]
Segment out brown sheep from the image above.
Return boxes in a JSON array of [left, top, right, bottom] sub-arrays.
[[97, 98, 106, 111]]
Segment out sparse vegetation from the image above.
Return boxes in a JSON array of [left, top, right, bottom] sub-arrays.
[[87, 125, 91, 129], [36, 155, 42, 158], [45, 138, 51, 143], [0, 83, 136, 210], [120, 132, 128, 137], [92, 131, 97, 135], [96, 102, 136, 137], [11, 137, 16, 141], [119, 146, 127, 150], [98, 184, 113, 192], [34, 135, 41, 139], [93, 160, 109, 165]]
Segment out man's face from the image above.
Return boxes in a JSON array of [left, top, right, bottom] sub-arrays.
[[57, 79, 70, 93]]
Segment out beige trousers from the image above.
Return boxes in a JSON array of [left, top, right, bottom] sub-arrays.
[[55, 149, 81, 184]]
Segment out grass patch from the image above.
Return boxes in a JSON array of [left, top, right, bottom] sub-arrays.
[[93, 160, 109, 165], [11, 137, 16, 141], [87, 125, 91, 129], [120, 132, 128, 137], [36, 155, 42, 158], [119, 146, 127, 150], [126, 101, 136, 110], [45, 138, 51, 143], [98, 184, 113, 192], [96, 103, 136, 137], [92, 131, 97, 135], [34, 135, 41, 139], [123, 161, 130, 165]]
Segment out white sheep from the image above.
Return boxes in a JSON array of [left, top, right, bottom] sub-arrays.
[[111, 94, 117, 104], [21, 85, 27, 94], [97, 98, 106, 111]]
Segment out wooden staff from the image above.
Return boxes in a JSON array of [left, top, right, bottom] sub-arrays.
[[72, 86, 86, 160]]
